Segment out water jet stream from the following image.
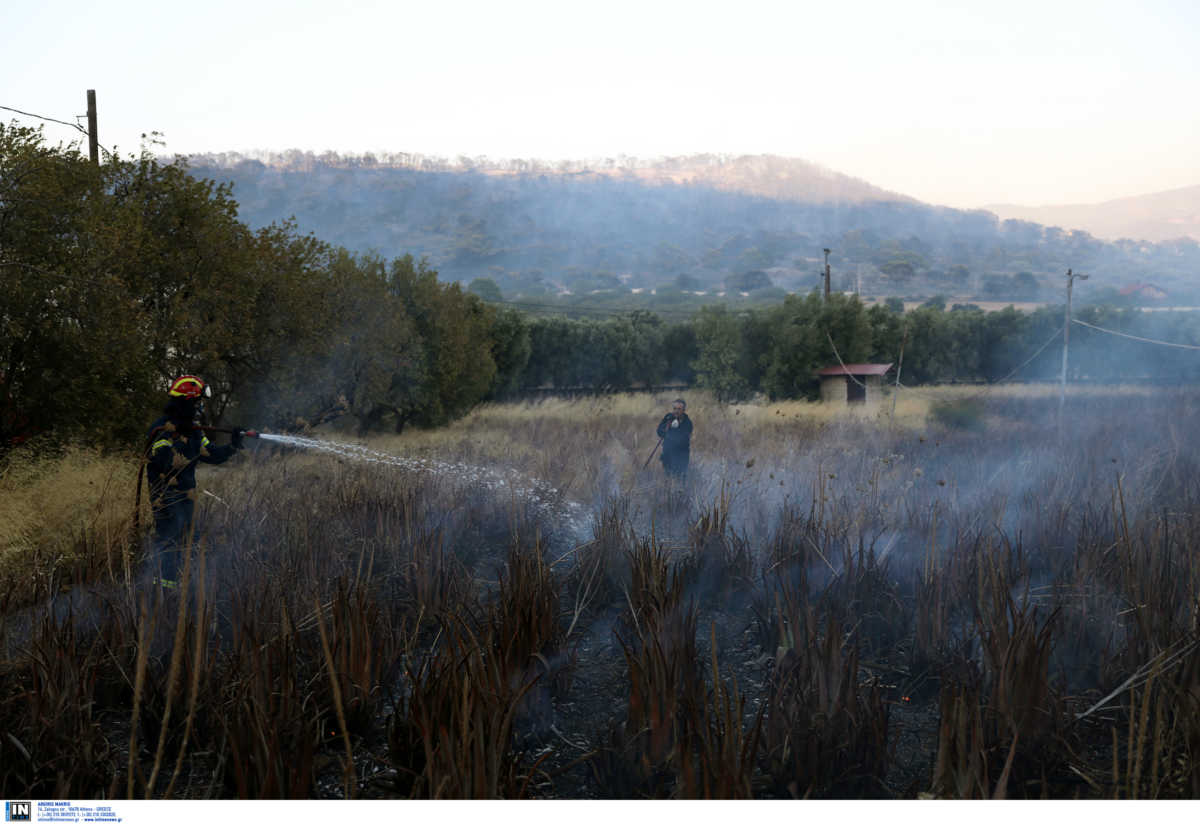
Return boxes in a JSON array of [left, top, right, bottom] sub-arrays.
[[257, 432, 590, 540]]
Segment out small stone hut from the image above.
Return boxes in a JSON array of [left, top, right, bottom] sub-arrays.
[[816, 363, 893, 407]]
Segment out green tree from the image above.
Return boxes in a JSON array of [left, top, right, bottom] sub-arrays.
[[1012, 271, 1042, 300], [222, 223, 334, 425], [873, 242, 928, 284], [878, 259, 916, 282], [486, 308, 531, 398], [982, 275, 1010, 298], [625, 310, 669, 387], [749, 285, 789, 304], [0, 123, 138, 446], [0, 124, 306, 446], [388, 254, 497, 428], [735, 247, 772, 271], [292, 251, 424, 434], [692, 306, 756, 401], [468, 277, 503, 302], [899, 306, 986, 382], [101, 153, 295, 423], [724, 269, 773, 293], [524, 316, 575, 388], [946, 264, 970, 288], [759, 292, 872, 400], [663, 323, 698, 383], [867, 303, 906, 364]]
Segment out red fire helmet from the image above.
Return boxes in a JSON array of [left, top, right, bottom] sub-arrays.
[[168, 375, 210, 399]]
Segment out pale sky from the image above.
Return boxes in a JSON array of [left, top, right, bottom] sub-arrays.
[[3, 0, 1198, 208]]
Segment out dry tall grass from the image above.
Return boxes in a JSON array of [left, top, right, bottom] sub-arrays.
[[0, 445, 140, 610]]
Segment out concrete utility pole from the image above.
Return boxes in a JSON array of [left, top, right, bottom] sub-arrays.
[[823, 248, 831, 301], [1059, 268, 1088, 417], [86, 90, 98, 166]]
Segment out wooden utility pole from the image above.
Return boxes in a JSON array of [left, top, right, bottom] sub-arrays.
[[86, 90, 98, 166], [1059, 268, 1088, 417], [823, 248, 831, 301], [890, 319, 909, 427]]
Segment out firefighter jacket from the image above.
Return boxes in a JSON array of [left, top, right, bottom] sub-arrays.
[[146, 417, 236, 501]]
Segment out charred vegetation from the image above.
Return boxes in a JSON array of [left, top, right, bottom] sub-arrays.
[[2, 389, 1200, 799]]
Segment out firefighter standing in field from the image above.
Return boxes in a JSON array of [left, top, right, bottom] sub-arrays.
[[655, 398, 693, 481], [145, 375, 244, 587]]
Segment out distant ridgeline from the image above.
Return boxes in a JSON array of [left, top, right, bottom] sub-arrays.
[[188, 151, 1200, 304]]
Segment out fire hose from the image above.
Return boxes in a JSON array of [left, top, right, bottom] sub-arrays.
[[198, 425, 260, 439]]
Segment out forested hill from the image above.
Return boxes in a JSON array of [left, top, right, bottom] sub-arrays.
[[187, 151, 1200, 303]]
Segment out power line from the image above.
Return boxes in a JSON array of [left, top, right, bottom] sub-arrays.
[[836, 321, 1063, 401], [987, 325, 1063, 385], [0, 103, 84, 132], [895, 324, 1063, 401], [0, 102, 111, 156], [1071, 317, 1200, 351], [825, 330, 868, 388]]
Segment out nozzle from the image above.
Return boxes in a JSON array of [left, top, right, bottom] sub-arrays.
[[243, 429, 259, 438]]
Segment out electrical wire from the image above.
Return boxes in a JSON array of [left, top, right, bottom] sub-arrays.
[[0, 104, 83, 132], [983, 324, 1063, 385], [894, 324, 1063, 401], [0, 102, 112, 156], [825, 330, 869, 388], [1071, 317, 1200, 351]]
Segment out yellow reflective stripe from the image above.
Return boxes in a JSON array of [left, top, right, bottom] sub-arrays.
[[152, 439, 173, 451], [201, 435, 211, 447], [169, 376, 205, 396]]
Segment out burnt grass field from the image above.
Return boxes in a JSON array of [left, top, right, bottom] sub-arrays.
[[1, 389, 1199, 799]]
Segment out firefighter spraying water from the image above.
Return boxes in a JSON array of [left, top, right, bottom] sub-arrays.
[[140, 375, 255, 588], [136, 387, 591, 586]]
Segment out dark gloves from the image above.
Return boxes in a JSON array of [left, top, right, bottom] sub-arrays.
[[231, 428, 245, 450]]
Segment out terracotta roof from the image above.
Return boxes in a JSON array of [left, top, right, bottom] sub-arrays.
[[1119, 283, 1168, 297], [816, 363, 893, 377]]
